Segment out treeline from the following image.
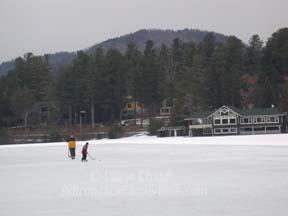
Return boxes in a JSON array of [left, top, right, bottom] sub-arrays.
[[0, 28, 288, 128]]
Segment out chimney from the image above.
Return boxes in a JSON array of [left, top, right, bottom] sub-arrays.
[[247, 103, 254, 110]]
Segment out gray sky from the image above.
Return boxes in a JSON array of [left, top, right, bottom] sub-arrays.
[[0, 0, 287, 63]]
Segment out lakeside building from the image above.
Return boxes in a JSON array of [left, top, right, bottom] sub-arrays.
[[184, 105, 288, 137]]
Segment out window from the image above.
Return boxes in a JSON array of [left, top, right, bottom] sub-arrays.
[[222, 119, 228, 124], [243, 127, 252, 132], [266, 126, 279, 131], [202, 119, 212, 124], [127, 103, 132, 109], [266, 116, 279, 123], [203, 128, 212, 135], [230, 119, 236, 124], [239, 127, 252, 134], [254, 127, 265, 131], [241, 117, 252, 124], [41, 107, 48, 112], [214, 128, 237, 134], [215, 119, 221, 125], [254, 116, 265, 124]]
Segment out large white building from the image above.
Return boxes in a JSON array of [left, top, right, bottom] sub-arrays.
[[185, 105, 288, 136]]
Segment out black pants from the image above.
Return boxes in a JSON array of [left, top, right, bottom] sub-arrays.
[[69, 148, 76, 159], [82, 152, 87, 161]]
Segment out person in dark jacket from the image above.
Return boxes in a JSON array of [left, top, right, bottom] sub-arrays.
[[81, 142, 89, 162]]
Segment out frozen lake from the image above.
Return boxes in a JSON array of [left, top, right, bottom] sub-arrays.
[[1, 134, 288, 215]]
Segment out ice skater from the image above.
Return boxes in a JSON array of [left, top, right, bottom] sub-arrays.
[[66, 134, 76, 159], [81, 142, 89, 162]]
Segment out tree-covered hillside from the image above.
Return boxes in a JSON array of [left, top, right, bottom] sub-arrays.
[[87, 29, 227, 54]]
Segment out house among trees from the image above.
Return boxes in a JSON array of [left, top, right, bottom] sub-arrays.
[[123, 96, 146, 119], [159, 106, 172, 116], [159, 99, 172, 116], [185, 105, 288, 137]]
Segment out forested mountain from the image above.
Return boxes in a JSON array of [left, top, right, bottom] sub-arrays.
[[0, 29, 227, 76], [87, 29, 227, 53]]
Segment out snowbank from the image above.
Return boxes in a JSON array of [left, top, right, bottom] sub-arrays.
[[1, 133, 288, 148]]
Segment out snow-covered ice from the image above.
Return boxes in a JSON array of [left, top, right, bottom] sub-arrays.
[[1, 134, 288, 216]]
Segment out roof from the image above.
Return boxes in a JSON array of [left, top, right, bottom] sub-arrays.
[[185, 106, 287, 119], [184, 111, 213, 120], [233, 107, 286, 116]]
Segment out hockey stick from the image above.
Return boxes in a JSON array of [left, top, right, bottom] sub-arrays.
[[87, 153, 95, 160]]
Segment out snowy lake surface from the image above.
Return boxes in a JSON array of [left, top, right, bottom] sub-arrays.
[[1, 134, 288, 216]]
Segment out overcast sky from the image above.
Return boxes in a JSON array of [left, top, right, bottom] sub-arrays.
[[0, 0, 287, 63]]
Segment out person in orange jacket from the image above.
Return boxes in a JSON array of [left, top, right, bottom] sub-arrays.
[[66, 134, 76, 159], [81, 142, 89, 162]]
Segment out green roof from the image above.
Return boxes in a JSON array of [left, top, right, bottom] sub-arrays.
[[185, 111, 213, 119], [186, 106, 287, 119], [231, 107, 286, 116]]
